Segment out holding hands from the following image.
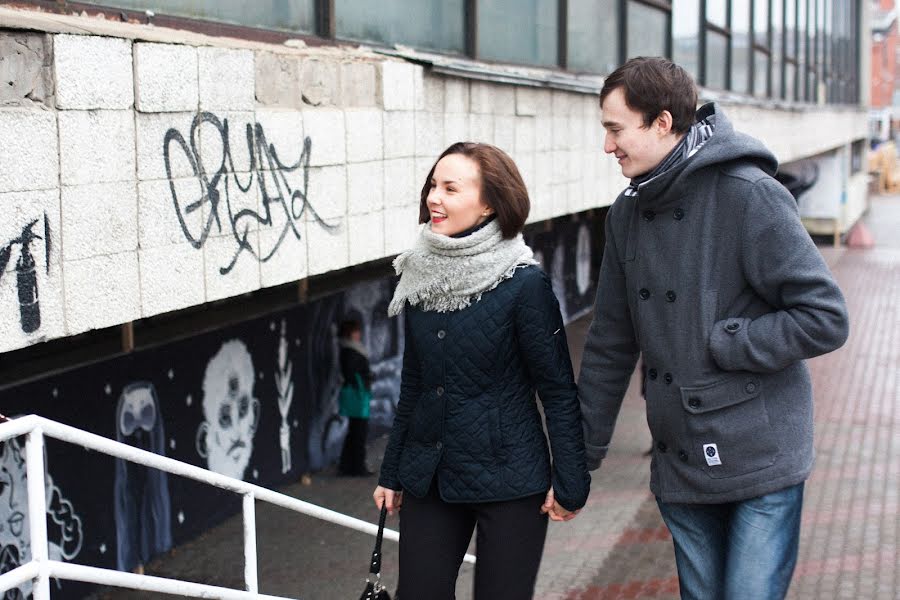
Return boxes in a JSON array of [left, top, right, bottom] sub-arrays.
[[541, 487, 580, 522]]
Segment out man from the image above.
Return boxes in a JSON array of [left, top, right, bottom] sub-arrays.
[[579, 57, 849, 599]]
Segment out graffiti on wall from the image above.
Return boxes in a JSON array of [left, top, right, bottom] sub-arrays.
[[163, 112, 340, 274], [0, 213, 50, 334]]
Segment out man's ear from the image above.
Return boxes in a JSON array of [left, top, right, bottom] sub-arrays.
[[195, 422, 209, 458], [656, 110, 674, 136]]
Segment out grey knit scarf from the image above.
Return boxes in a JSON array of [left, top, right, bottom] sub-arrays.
[[388, 219, 538, 316]]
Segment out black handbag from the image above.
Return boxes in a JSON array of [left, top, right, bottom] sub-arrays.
[[359, 505, 392, 600]]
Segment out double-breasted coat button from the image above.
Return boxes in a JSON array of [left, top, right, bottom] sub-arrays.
[[665, 290, 677, 302], [639, 288, 651, 300], [678, 450, 689, 462], [745, 381, 758, 394], [657, 441, 668, 453], [688, 397, 701, 409], [648, 368, 658, 380], [674, 208, 685, 220], [726, 322, 741, 333], [664, 373, 673, 385], [643, 210, 656, 222], [436, 386, 445, 396], [436, 441, 443, 450], [437, 330, 446, 339]]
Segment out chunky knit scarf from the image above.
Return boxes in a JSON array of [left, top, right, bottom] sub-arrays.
[[388, 219, 537, 316]]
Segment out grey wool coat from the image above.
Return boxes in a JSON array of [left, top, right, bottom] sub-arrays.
[[578, 103, 849, 504]]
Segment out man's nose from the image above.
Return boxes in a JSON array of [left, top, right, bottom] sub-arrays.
[[604, 134, 616, 154]]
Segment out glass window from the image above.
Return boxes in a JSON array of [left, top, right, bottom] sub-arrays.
[[772, 0, 783, 98], [785, 61, 796, 100], [785, 0, 796, 58], [627, 1, 669, 59], [478, 0, 558, 67], [337, 0, 464, 54], [706, 30, 728, 90], [673, 0, 701, 79], [798, 0, 807, 64], [754, 0, 769, 47], [568, 0, 620, 74], [706, 0, 727, 28], [732, 0, 752, 94], [753, 49, 769, 97], [89, 0, 315, 32]]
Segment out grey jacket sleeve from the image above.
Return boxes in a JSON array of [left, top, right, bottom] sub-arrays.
[[709, 178, 850, 373], [577, 210, 640, 470]]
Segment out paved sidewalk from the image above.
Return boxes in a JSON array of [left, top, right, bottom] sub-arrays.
[[97, 196, 899, 600]]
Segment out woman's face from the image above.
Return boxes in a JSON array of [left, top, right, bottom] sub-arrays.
[[426, 154, 492, 237]]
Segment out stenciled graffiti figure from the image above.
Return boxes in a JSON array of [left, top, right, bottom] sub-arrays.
[[163, 113, 340, 275], [0, 215, 51, 334]]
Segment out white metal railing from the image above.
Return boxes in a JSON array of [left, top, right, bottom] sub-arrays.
[[0, 414, 476, 599]]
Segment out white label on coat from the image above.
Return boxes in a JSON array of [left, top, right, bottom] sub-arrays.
[[703, 443, 722, 466]]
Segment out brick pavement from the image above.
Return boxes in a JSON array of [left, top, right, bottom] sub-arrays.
[[93, 196, 899, 600]]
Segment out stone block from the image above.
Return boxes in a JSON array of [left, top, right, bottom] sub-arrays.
[[552, 115, 569, 150], [200, 171, 260, 239], [55, 34, 133, 109], [59, 110, 135, 185], [349, 211, 385, 265], [138, 241, 204, 317], [340, 61, 377, 107], [0, 108, 58, 192], [347, 161, 384, 215], [198, 111, 255, 173], [299, 57, 340, 107], [493, 115, 515, 153], [381, 60, 421, 111], [64, 252, 140, 335], [254, 109, 305, 171], [134, 42, 198, 112], [535, 115, 553, 151], [383, 110, 416, 158], [469, 113, 494, 144], [138, 178, 205, 250], [306, 165, 347, 221], [383, 158, 417, 208], [255, 51, 301, 108], [515, 116, 536, 154], [259, 225, 307, 287], [552, 90, 577, 116], [443, 113, 469, 148], [198, 47, 254, 111], [346, 108, 383, 163], [444, 77, 469, 113], [306, 218, 349, 275], [514, 152, 535, 196], [414, 111, 444, 159], [204, 232, 261, 302], [0, 31, 53, 106], [418, 74, 444, 113], [303, 108, 346, 166], [493, 85, 516, 115], [515, 87, 539, 116], [469, 81, 494, 114], [383, 204, 419, 255], [137, 112, 198, 181], [61, 182, 138, 262]]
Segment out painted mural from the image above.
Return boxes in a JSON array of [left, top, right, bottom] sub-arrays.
[[0, 208, 602, 599]]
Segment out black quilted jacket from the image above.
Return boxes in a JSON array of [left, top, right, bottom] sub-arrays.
[[378, 265, 591, 511]]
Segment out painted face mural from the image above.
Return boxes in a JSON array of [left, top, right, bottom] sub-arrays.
[[0, 437, 83, 599], [196, 340, 260, 480]]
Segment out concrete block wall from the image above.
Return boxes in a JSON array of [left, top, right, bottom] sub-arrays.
[[0, 29, 614, 353]]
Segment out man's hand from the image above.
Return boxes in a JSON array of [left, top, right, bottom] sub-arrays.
[[373, 485, 403, 515], [540, 487, 580, 522]]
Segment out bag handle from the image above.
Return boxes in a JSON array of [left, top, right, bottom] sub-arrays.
[[369, 505, 388, 575]]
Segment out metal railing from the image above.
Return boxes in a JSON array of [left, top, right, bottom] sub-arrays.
[[0, 414, 476, 599]]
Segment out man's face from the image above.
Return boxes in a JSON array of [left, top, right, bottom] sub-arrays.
[[206, 372, 256, 478], [601, 87, 673, 179]]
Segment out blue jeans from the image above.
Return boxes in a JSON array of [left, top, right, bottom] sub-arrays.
[[656, 482, 804, 600]]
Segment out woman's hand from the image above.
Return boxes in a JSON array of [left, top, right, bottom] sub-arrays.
[[540, 487, 580, 522], [373, 485, 403, 515]]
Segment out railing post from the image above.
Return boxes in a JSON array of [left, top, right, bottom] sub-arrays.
[[25, 428, 50, 600], [243, 493, 258, 594]]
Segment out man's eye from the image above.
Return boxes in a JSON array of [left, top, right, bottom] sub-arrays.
[[238, 395, 249, 419], [219, 405, 232, 429]]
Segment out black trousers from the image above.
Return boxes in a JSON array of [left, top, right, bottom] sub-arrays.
[[339, 417, 368, 474], [398, 481, 548, 600]]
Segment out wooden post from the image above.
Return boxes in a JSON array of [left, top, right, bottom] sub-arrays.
[[121, 321, 135, 352]]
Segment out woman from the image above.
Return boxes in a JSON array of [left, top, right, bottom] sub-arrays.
[[372, 142, 591, 599], [338, 317, 374, 476]]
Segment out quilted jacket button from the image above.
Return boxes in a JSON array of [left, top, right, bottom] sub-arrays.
[[673, 207, 685, 220], [664, 373, 673, 385], [435, 441, 443, 450], [648, 368, 658, 380], [745, 381, 758, 394], [665, 290, 677, 303], [437, 329, 446, 339], [436, 386, 444, 396], [639, 288, 651, 300], [657, 441, 668, 453], [688, 397, 701, 409], [678, 450, 689, 462], [642, 209, 656, 222]]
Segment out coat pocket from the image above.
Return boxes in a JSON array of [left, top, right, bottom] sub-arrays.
[[680, 376, 778, 479]]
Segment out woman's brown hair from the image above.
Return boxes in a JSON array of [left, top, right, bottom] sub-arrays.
[[418, 142, 530, 239]]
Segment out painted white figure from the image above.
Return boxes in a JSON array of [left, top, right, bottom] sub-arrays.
[[0, 436, 83, 598], [576, 224, 592, 297], [114, 382, 173, 572], [196, 340, 260, 480], [275, 320, 294, 474]]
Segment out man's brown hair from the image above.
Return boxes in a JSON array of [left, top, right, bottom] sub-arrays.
[[418, 142, 530, 239], [600, 57, 698, 134]]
